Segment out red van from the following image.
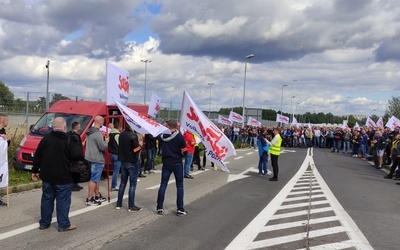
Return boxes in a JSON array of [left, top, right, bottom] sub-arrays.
[[13, 100, 148, 182]]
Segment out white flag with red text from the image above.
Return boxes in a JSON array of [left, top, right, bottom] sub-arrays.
[[386, 116, 400, 131], [106, 62, 129, 105], [366, 116, 377, 128], [148, 93, 161, 118], [0, 139, 8, 188], [247, 117, 261, 127], [229, 111, 243, 123], [115, 100, 170, 137], [276, 114, 289, 124], [218, 115, 233, 126], [291, 116, 299, 128], [376, 116, 384, 128], [181, 91, 236, 172]]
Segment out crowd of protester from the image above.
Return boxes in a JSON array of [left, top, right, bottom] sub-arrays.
[[219, 123, 400, 181]]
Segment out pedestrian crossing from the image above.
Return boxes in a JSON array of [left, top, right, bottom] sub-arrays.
[[226, 148, 373, 250]]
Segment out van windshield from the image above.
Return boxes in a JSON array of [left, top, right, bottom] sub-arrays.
[[30, 113, 92, 136]]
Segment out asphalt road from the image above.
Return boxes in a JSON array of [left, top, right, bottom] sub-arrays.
[[1, 147, 399, 250]]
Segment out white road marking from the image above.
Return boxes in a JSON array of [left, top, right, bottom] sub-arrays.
[[248, 226, 346, 249], [225, 148, 373, 250], [227, 166, 255, 183], [0, 195, 127, 241], [234, 156, 243, 160], [245, 152, 254, 155], [146, 169, 210, 190]]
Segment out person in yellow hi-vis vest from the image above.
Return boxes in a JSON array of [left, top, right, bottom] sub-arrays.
[[266, 127, 282, 181]]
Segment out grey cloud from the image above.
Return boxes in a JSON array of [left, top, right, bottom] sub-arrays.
[[152, 0, 399, 63], [374, 35, 400, 62]]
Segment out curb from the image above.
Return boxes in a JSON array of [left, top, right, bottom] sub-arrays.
[[0, 182, 42, 196]]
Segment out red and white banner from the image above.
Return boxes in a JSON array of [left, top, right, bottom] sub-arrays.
[[247, 117, 261, 127], [276, 114, 289, 124], [366, 116, 377, 128], [218, 115, 232, 126], [115, 100, 170, 137], [181, 91, 236, 172], [376, 116, 384, 128], [291, 116, 299, 128], [354, 122, 360, 130], [0, 139, 8, 188], [229, 111, 243, 123], [386, 116, 400, 131], [148, 93, 161, 118], [106, 62, 130, 105]]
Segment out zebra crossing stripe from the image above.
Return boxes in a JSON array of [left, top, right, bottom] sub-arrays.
[[225, 148, 373, 250]]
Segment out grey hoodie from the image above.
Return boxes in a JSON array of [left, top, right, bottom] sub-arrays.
[[84, 126, 108, 163]]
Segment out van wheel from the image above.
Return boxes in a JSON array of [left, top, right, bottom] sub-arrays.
[[79, 164, 91, 182]]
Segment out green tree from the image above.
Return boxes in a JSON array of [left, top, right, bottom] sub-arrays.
[[386, 96, 400, 118], [49, 93, 71, 106], [0, 81, 15, 108]]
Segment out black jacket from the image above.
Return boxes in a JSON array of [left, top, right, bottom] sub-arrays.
[[32, 130, 74, 185], [67, 131, 84, 161], [118, 129, 140, 163]]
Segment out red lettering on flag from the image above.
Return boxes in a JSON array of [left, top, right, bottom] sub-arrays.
[[118, 75, 129, 92]]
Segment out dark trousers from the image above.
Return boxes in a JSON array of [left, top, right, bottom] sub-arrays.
[[271, 154, 279, 178], [191, 146, 201, 169]]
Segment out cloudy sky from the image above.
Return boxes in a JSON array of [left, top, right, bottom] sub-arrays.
[[1, 0, 400, 117]]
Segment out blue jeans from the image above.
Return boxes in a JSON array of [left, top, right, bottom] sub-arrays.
[[117, 162, 139, 209], [320, 137, 326, 148], [361, 144, 367, 156], [40, 182, 74, 230], [157, 162, 184, 211], [313, 137, 320, 147], [343, 141, 350, 153], [145, 148, 156, 171], [249, 136, 257, 148], [184, 153, 194, 176], [258, 154, 268, 174], [333, 140, 342, 152], [232, 134, 238, 143], [110, 153, 121, 189]]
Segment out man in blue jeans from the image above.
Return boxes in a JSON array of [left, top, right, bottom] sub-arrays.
[[32, 117, 76, 232], [157, 119, 187, 216], [116, 125, 143, 211]]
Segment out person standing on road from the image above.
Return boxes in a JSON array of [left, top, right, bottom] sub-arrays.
[[67, 121, 84, 192], [0, 114, 10, 206], [144, 133, 157, 174], [257, 129, 270, 176], [266, 127, 282, 181], [156, 119, 188, 216], [85, 116, 109, 206], [116, 124, 143, 211], [32, 117, 76, 232], [183, 130, 195, 179], [108, 122, 122, 191]]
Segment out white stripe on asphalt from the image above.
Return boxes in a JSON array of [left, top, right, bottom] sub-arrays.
[[270, 207, 334, 220], [0, 195, 127, 241], [234, 156, 243, 160], [283, 194, 325, 202], [246, 152, 254, 155], [248, 226, 346, 249], [261, 216, 339, 232], [146, 169, 210, 190], [279, 200, 330, 209], [225, 148, 373, 250]]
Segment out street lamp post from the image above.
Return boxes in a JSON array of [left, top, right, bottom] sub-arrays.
[[45, 60, 50, 110], [141, 59, 151, 105], [208, 83, 214, 117], [280, 84, 288, 126], [291, 95, 296, 123], [242, 54, 255, 128]]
